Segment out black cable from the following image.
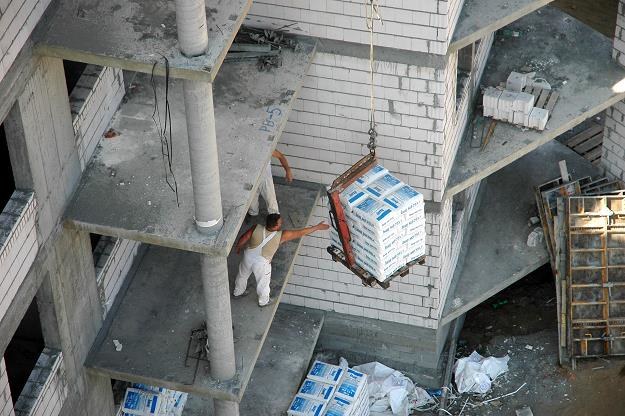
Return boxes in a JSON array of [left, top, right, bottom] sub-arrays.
[[150, 56, 180, 207]]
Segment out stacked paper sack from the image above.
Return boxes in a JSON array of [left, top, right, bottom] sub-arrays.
[[117, 384, 187, 416], [288, 361, 370, 416], [329, 165, 426, 281]]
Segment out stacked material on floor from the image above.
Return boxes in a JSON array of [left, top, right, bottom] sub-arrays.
[[117, 384, 187, 416], [288, 361, 369, 416], [536, 167, 625, 369], [483, 71, 552, 130], [329, 165, 426, 281]]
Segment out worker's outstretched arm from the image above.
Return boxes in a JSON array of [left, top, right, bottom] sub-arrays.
[[272, 149, 293, 182], [236, 225, 257, 254], [281, 222, 329, 244]]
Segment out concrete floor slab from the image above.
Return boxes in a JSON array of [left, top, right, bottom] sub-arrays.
[[450, 0, 554, 52], [183, 305, 324, 415], [34, 0, 252, 82], [64, 41, 315, 256], [445, 6, 625, 199], [85, 181, 321, 401], [440, 140, 600, 326]]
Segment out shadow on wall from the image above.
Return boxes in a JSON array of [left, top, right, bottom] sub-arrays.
[[552, 0, 618, 37]]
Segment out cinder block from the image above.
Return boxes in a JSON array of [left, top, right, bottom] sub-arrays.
[[506, 71, 528, 92], [512, 92, 535, 113], [528, 107, 549, 130]]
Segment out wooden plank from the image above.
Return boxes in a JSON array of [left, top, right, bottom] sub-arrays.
[[565, 124, 603, 147], [545, 91, 560, 116], [536, 88, 550, 108], [574, 133, 604, 155], [586, 146, 603, 162]]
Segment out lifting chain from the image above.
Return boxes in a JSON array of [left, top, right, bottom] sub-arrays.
[[365, 0, 381, 155]]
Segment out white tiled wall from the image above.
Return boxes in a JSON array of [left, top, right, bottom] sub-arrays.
[[0, 192, 38, 323], [603, 101, 625, 180], [93, 237, 141, 319], [69, 65, 125, 171], [248, 0, 455, 54], [0, 358, 14, 416], [274, 51, 445, 202], [13, 349, 68, 416], [0, 0, 51, 83]]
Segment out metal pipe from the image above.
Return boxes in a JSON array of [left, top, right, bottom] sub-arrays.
[[182, 80, 223, 230]]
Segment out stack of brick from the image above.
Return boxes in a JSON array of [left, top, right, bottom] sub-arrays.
[[288, 361, 369, 416], [482, 72, 550, 130], [329, 164, 426, 282]]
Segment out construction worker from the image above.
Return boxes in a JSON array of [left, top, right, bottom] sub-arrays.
[[248, 149, 293, 218], [233, 213, 329, 307]]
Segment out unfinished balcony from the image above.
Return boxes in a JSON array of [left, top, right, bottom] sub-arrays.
[[440, 140, 602, 325], [86, 180, 323, 401], [63, 39, 316, 256], [445, 5, 625, 199], [34, 0, 253, 81], [449, 0, 554, 52]]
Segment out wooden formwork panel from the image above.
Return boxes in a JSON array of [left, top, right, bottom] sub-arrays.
[[568, 196, 625, 364]]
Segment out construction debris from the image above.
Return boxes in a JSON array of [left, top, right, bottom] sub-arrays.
[[453, 351, 510, 394]]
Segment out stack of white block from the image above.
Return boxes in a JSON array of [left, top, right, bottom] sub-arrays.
[[482, 72, 550, 131], [118, 384, 187, 416], [288, 361, 369, 416], [329, 165, 426, 282]]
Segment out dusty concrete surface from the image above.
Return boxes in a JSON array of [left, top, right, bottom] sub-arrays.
[[183, 305, 324, 416], [65, 41, 315, 256], [445, 266, 625, 416], [85, 181, 320, 401], [36, 0, 251, 81], [441, 140, 600, 325], [553, 0, 618, 37], [450, 0, 553, 52], [445, 5, 625, 199]]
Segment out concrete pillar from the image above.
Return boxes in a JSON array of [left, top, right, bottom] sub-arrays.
[[200, 255, 236, 379], [182, 80, 224, 230], [174, 2, 237, 415]]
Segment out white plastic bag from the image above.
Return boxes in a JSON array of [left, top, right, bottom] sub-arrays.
[[353, 361, 432, 416], [453, 351, 510, 394]]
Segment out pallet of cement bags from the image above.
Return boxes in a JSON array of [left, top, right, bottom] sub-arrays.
[[288, 361, 370, 416], [329, 164, 426, 282]]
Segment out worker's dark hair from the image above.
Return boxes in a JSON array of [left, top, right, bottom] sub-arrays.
[[266, 213, 281, 229]]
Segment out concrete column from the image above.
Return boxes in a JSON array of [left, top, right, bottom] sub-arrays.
[[175, 2, 237, 415], [200, 255, 236, 379], [182, 80, 223, 230]]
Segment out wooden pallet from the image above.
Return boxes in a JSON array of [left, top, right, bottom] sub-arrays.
[[563, 123, 604, 165], [523, 85, 560, 119], [326, 245, 425, 290]]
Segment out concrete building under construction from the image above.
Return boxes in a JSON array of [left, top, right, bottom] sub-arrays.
[[2, 0, 625, 414]]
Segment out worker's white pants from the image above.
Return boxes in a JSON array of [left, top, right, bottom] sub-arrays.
[[249, 164, 279, 216], [234, 252, 272, 306]]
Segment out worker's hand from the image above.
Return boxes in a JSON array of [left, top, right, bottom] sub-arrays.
[[285, 169, 294, 183], [315, 222, 330, 231]]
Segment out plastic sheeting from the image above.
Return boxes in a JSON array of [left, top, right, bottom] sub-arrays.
[[453, 351, 510, 394], [351, 361, 433, 416]]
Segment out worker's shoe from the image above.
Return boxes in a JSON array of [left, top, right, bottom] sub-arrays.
[[258, 297, 276, 308], [232, 288, 251, 298]]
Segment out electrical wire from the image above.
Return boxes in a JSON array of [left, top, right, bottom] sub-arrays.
[[150, 56, 180, 207]]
